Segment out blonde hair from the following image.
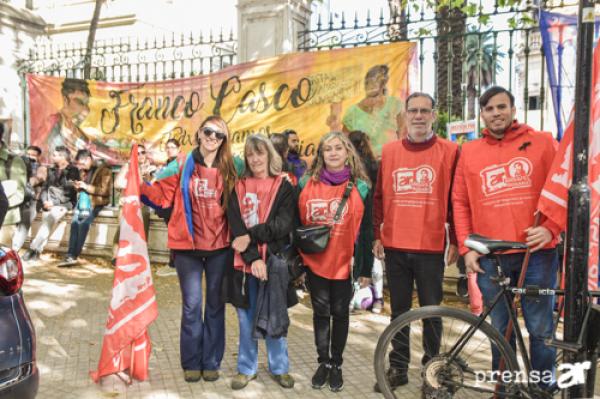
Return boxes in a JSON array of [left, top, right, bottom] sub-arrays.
[[243, 134, 283, 177], [308, 131, 371, 187]]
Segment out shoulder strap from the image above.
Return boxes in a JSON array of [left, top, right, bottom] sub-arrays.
[[332, 181, 354, 223]]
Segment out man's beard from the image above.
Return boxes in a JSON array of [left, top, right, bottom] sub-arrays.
[[289, 147, 299, 155]]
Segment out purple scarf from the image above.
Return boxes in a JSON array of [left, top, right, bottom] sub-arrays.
[[320, 165, 351, 186]]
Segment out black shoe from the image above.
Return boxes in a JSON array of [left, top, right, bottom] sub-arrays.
[[311, 362, 331, 389], [29, 250, 40, 262], [374, 368, 408, 392], [329, 365, 343, 392], [23, 250, 39, 261], [456, 275, 469, 298]]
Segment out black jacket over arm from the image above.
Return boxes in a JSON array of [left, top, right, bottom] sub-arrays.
[[227, 178, 296, 263]]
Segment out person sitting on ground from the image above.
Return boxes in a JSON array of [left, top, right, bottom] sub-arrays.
[[13, 145, 48, 252], [0, 123, 27, 247], [23, 146, 79, 262], [59, 149, 112, 266]]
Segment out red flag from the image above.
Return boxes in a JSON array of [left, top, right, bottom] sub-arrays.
[[90, 144, 158, 382], [537, 42, 600, 290]]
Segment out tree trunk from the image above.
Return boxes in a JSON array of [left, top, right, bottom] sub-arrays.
[[467, 86, 477, 120], [387, 0, 407, 41], [436, 4, 466, 119], [83, 0, 104, 79]]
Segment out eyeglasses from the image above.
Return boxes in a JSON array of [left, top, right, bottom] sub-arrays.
[[138, 151, 146, 155], [202, 127, 226, 140], [407, 108, 434, 116]]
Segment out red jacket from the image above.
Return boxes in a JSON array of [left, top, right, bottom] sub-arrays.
[[452, 121, 561, 255], [141, 151, 231, 250]]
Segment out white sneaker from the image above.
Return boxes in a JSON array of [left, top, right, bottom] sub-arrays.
[[156, 265, 177, 277], [372, 300, 383, 314]]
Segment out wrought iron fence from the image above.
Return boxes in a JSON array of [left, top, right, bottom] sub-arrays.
[[21, 29, 237, 82], [297, 1, 580, 135]]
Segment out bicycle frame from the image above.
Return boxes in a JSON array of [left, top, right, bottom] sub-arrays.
[[442, 253, 600, 398]]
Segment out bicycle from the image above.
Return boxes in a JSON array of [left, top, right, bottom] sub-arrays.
[[374, 234, 600, 398]]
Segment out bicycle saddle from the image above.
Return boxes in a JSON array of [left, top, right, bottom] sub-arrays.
[[464, 234, 528, 255]]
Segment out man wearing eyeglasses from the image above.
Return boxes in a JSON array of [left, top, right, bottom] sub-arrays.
[[372, 92, 459, 392]]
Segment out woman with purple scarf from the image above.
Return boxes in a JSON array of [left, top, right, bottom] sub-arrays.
[[297, 131, 370, 392]]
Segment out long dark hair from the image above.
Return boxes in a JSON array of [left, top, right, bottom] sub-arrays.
[[196, 115, 237, 209], [349, 130, 378, 185], [348, 131, 376, 163]]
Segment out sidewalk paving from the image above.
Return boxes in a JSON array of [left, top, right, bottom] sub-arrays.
[[21, 255, 600, 398], [22, 255, 401, 399]]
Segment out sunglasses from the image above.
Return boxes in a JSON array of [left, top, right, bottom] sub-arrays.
[[202, 127, 227, 141], [138, 151, 146, 155]]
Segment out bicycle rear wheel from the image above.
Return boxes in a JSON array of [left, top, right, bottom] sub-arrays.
[[374, 306, 521, 398]]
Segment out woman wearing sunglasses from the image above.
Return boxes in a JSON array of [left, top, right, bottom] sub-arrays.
[[297, 131, 370, 392], [141, 115, 241, 383]]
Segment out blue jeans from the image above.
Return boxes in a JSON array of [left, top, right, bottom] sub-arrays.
[[477, 250, 558, 386], [175, 249, 230, 371], [236, 275, 289, 376], [67, 206, 103, 258]]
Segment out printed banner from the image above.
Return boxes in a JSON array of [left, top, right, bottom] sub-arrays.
[[537, 41, 600, 291], [27, 42, 415, 164], [539, 10, 599, 140], [447, 120, 477, 144]]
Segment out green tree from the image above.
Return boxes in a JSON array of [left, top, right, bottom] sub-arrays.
[[435, 3, 466, 119], [464, 28, 504, 119], [387, 0, 408, 41]]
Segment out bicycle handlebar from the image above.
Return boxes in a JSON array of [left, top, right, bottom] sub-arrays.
[[508, 287, 600, 297]]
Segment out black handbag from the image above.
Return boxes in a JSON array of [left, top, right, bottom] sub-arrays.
[[294, 181, 354, 254], [279, 245, 305, 281]]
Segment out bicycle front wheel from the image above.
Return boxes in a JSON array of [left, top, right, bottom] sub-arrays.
[[374, 306, 521, 399]]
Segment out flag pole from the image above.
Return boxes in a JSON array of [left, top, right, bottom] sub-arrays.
[[129, 343, 135, 385], [563, 0, 594, 397]]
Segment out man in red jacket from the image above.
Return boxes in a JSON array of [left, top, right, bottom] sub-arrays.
[[452, 86, 561, 390], [372, 92, 459, 391]]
